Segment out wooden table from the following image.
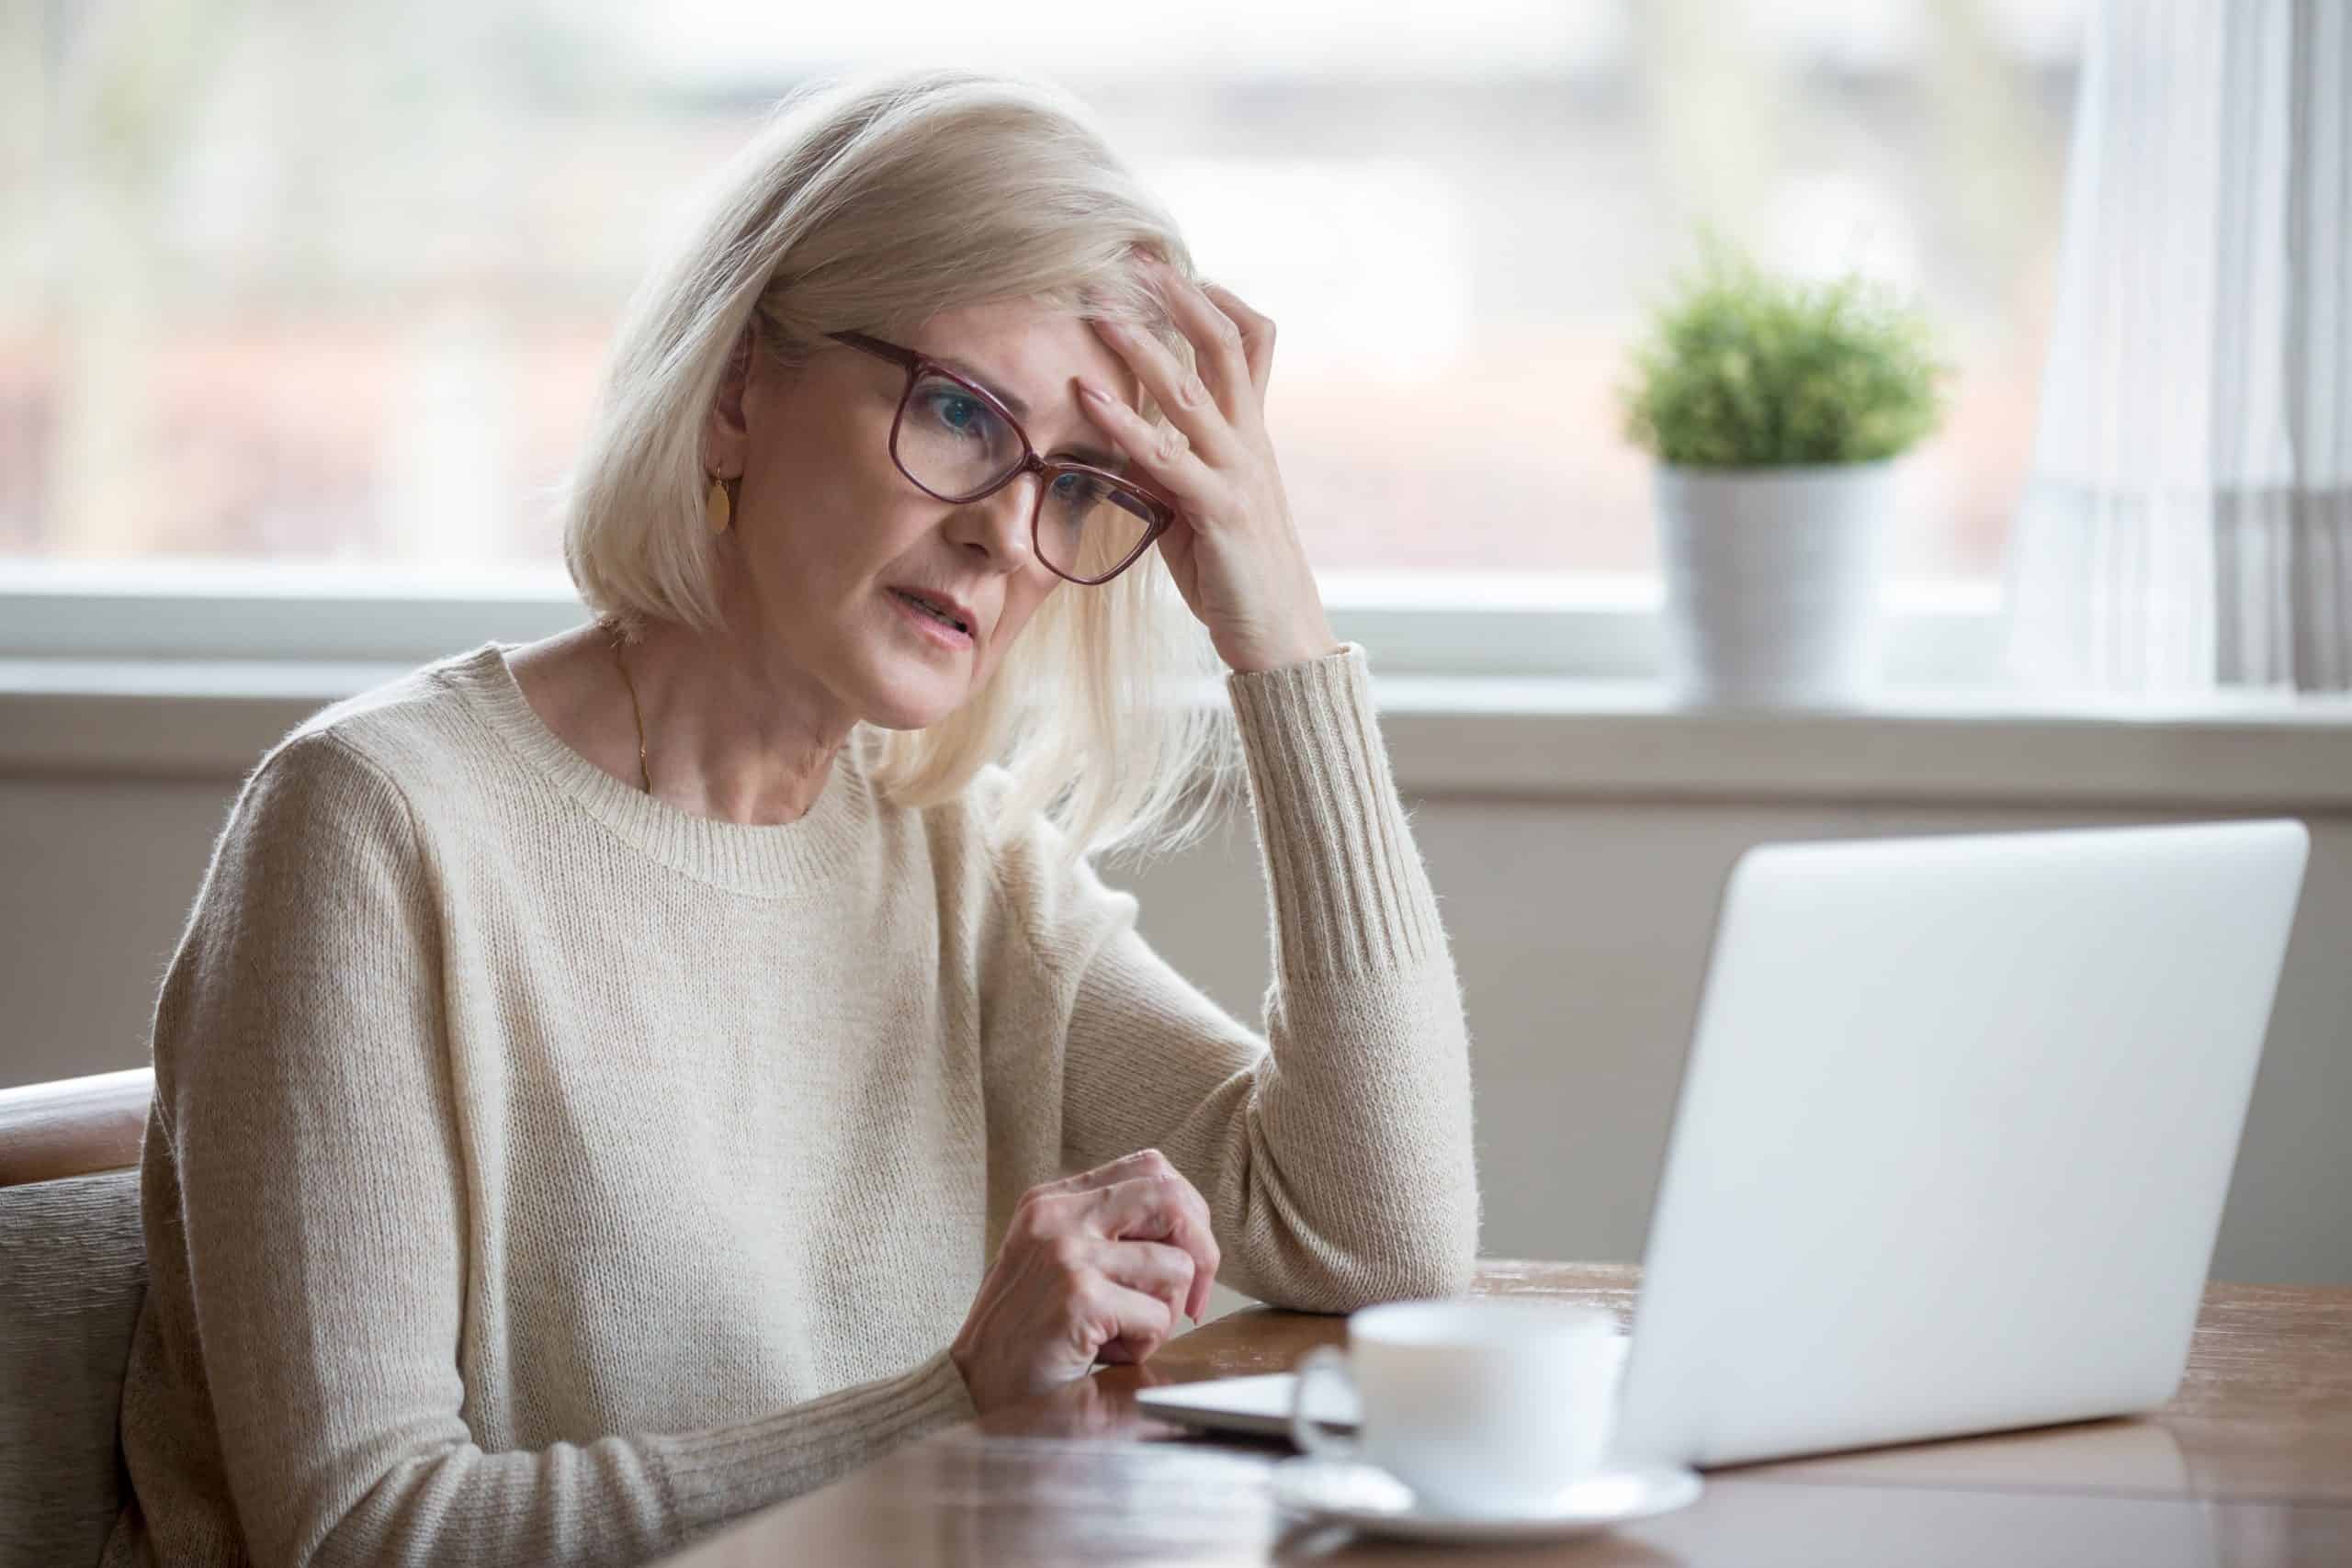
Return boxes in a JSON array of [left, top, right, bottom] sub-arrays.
[[659, 1261, 2352, 1565]]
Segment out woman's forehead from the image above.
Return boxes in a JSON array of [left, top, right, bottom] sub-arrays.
[[907, 300, 1141, 412]]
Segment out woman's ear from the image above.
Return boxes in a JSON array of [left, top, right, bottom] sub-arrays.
[[700, 324, 757, 476]]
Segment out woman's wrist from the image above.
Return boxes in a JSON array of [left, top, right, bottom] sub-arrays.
[[1225, 630, 1342, 676]]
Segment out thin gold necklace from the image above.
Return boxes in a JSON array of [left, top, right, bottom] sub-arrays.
[[608, 626, 651, 795]]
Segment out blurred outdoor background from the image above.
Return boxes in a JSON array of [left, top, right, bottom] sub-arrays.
[[2, 0, 2083, 588]]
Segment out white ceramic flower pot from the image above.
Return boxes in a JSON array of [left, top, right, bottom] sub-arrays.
[[1655, 461, 1894, 707]]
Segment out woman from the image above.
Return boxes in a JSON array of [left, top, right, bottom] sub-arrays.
[[107, 67, 1478, 1568]]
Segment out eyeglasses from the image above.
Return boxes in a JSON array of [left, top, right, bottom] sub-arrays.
[[826, 330, 1177, 586]]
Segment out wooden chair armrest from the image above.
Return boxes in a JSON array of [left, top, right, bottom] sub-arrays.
[[0, 1067, 153, 1186]]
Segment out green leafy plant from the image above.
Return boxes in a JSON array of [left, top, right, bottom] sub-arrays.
[[1621, 237, 1947, 468]]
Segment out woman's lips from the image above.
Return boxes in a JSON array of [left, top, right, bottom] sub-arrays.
[[888, 587, 975, 649]]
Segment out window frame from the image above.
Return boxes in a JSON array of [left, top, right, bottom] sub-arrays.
[[0, 559, 2007, 686]]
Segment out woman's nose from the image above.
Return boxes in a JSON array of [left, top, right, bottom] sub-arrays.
[[949, 468, 1040, 571]]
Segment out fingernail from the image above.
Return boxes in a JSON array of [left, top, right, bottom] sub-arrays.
[[1076, 378, 1105, 401]]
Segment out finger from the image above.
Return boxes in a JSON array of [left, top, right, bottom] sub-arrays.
[[1131, 1174, 1219, 1322], [1020, 1158, 1222, 1323], [1069, 1277, 1178, 1366], [1074, 378, 1224, 520], [1023, 1148, 1181, 1203], [1092, 1237, 1196, 1325], [1084, 313, 1244, 466], [1140, 257, 1258, 425], [1085, 1176, 1222, 1319], [1195, 279, 1275, 401]]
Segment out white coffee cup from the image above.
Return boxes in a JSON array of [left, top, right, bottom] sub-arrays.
[[1287, 1298, 1623, 1516]]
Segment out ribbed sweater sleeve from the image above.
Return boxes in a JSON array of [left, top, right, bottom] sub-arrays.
[[142, 732, 974, 1568], [1036, 644, 1482, 1311]]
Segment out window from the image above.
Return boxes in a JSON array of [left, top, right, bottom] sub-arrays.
[[4, 0, 2083, 664]]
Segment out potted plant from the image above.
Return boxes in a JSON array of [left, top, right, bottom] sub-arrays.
[[1621, 238, 1946, 706]]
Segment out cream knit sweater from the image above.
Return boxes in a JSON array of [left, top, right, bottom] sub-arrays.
[[104, 638, 1480, 1568]]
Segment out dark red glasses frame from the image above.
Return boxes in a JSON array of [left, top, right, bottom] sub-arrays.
[[827, 330, 1177, 586]]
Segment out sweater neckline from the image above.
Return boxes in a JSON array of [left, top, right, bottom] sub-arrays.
[[437, 640, 872, 897]]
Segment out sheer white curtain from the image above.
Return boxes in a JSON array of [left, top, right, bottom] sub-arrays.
[[2007, 0, 2349, 693]]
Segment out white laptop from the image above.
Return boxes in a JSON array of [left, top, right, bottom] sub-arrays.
[[1138, 819, 2310, 1470]]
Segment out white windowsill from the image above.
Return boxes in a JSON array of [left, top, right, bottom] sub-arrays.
[[7, 656, 2351, 810], [0, 564, 1999, 677], [5, 563, 2348, 808]]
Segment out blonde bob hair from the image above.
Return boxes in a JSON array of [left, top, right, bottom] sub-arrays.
[[563, 67, 1240, 866]]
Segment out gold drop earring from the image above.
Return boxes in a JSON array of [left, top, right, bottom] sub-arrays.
[[706, 474, 733, 535]]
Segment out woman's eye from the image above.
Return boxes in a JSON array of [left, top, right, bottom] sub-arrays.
[[1047, 472, 1115, 514], [929, 392, 988, 435], [912, 383, 1003, 446]]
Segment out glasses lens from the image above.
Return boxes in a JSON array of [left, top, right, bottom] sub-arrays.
[[894, 368, 1157, 581], [896, 371, 1023, 498], [1036, 468, 1157, 581]]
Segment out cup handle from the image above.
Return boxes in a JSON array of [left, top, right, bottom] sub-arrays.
[[1288, 1347, 1359, 1462]]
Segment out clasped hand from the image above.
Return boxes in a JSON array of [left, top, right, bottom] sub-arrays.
[[949, 1148, 1221, 1413]]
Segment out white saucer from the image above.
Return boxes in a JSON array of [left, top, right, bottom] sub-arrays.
[[1271, 1457, 1702, 1543]]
